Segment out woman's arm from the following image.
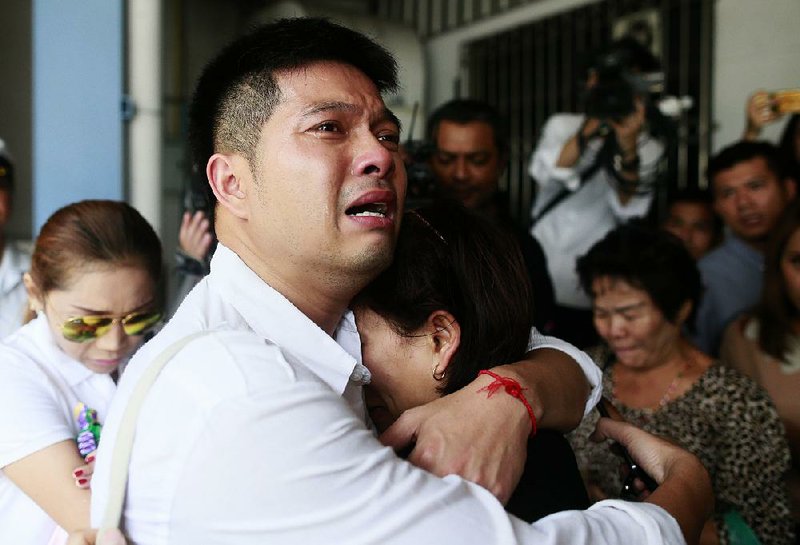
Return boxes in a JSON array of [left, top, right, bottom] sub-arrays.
[[4, 439, 91, 531]]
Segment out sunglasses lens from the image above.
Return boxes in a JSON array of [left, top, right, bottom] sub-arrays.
[[62, 316, 113, 342], [122, 312, 162, 336]]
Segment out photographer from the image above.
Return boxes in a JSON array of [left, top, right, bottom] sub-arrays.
[[529, 38, 668, 347]]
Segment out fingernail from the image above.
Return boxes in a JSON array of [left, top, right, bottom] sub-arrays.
[[77, 478, 88, 486], [73, 469, 84, 478], [86, 455, 95, 463]]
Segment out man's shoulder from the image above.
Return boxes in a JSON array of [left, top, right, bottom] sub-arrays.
[[125, 325, 297, 403]]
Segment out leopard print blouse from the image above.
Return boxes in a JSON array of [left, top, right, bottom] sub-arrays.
[[569, 348, 794, 544]]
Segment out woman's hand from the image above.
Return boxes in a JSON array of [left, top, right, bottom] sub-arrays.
[[72, 450, 96, 489], [178, 211, 213, 262]]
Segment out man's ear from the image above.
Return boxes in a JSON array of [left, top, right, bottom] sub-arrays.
[[784, 176, 797, 201], [207, 153, 250, 220], [23, 273, 43, 312], [428, 310, 461, 378]]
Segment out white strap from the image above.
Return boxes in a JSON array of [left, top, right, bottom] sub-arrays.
[[97, 331, 212, 543]]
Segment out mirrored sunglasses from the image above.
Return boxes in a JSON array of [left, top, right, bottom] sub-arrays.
[[60, 311, 162, 343]]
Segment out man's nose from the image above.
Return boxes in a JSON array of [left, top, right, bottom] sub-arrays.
[[453, 157, 468, 181], [352, 134, 395, 178], [734, 189, 753, 209]]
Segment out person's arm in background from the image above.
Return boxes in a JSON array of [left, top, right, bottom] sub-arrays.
[[529, 115, 601, 202], [3, 440, 90, 531], [67, 528, 126, 545], [170, 211, 214, 316], [593, 417, 713, 545], [381, 332, 600, 504], [742, 90, 783, 141]]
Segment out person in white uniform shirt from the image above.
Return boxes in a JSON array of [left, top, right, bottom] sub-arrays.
[[0, 200, 162, 544], [529, 38, 668, 348], [0, 139, 32, 338], [89, 18, 711, 545]]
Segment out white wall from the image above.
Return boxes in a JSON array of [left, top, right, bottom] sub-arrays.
[[713, 0, 800, 151], [425, 0, 800, 152]]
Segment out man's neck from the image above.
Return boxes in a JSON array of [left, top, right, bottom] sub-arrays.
[[732, 232, 766, 255], [220, 234, 361, 336]]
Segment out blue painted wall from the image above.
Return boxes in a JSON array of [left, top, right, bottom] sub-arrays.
[[33, 0, 124, 231]]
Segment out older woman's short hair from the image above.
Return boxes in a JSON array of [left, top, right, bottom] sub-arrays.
[[576, 221, 702, 329]]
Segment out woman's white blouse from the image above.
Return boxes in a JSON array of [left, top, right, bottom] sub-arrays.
[[0, 315, 116, 544]]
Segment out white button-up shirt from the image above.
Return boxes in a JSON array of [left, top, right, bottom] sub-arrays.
[[91, 244, 682, 545], [0, 315, 117, 544], [0, 242, 31, 339], [530, 114, 663, 309]]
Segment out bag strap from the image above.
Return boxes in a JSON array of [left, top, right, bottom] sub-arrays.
[[97, 330, 213, 543]]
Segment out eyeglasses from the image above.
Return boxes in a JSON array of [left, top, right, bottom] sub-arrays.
[[59, 311, 162, 343]]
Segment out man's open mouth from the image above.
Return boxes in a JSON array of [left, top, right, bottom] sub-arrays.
[[346, 201, 389, 218]]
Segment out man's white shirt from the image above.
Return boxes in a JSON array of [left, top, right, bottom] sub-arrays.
[[90, 244, 682, 544]]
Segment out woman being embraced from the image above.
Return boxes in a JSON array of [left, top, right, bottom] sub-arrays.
[[353, 200, 589, 522], [721, 200, 800, 536], [0, 201, 162, 544], [569, 222, 793, 544]]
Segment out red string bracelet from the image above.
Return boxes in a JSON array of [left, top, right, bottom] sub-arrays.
[[477, 370, 538, 437]]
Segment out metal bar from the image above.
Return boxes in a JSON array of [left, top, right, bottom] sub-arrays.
[[697, 0, 712, 189]]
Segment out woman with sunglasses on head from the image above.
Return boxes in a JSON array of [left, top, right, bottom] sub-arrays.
[[0, 200, 162, 544], [568, 222, 793, 545], [352, 200, 590, 522]]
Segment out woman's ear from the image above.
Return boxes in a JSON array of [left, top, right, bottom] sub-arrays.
[[23, 273, 43, 312], [207, 153, 250, 220], [676, 300, 692, 326], [428, 310, 461, 378]]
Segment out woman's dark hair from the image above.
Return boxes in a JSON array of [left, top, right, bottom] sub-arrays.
[[778, 114, 800, 181], [30, 200, 162, 295], [756, 200, 800, 359], [354, 200, 533, 395], [576, 221, 702, 330]]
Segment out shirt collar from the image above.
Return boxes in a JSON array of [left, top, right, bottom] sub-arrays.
[[208, 244, 360, 395], [724, 233, 764, 268]]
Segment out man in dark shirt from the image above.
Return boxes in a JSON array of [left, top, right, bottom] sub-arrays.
[[427, 99, 556, 333]]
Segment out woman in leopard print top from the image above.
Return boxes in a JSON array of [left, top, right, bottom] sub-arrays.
[[569, 223, 793, 544]]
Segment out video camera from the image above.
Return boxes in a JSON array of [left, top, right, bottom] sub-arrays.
[[584, 41, 691, 124]]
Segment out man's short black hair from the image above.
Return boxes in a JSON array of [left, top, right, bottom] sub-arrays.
[[188, 17, 398, 177], [707, 140, 790, 191], [426, 99, 508, 157]]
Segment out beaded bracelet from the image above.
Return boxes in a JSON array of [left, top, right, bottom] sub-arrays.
[[477, 370, 538, 437]]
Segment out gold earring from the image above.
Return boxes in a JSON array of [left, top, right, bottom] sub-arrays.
[[432, 363, 446, 381]]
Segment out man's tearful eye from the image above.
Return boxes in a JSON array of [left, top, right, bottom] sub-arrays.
[[378, 132, 400, 150], [346, 202, 389, 218]]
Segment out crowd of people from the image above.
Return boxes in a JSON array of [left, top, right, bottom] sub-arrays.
[[0, 15, 797, 545]]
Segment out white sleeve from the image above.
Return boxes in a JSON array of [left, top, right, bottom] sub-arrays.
[[529, 115, 586, 193], [527, 328, 603, 416], [168, 379, 682, 545], [0, 351, 73, 468]]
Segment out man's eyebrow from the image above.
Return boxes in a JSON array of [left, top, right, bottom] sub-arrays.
[[300, 101, 359, 118], [383, 108, 402, 133]]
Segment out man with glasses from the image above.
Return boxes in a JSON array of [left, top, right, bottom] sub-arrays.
[[89, 18, 711, 544]]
